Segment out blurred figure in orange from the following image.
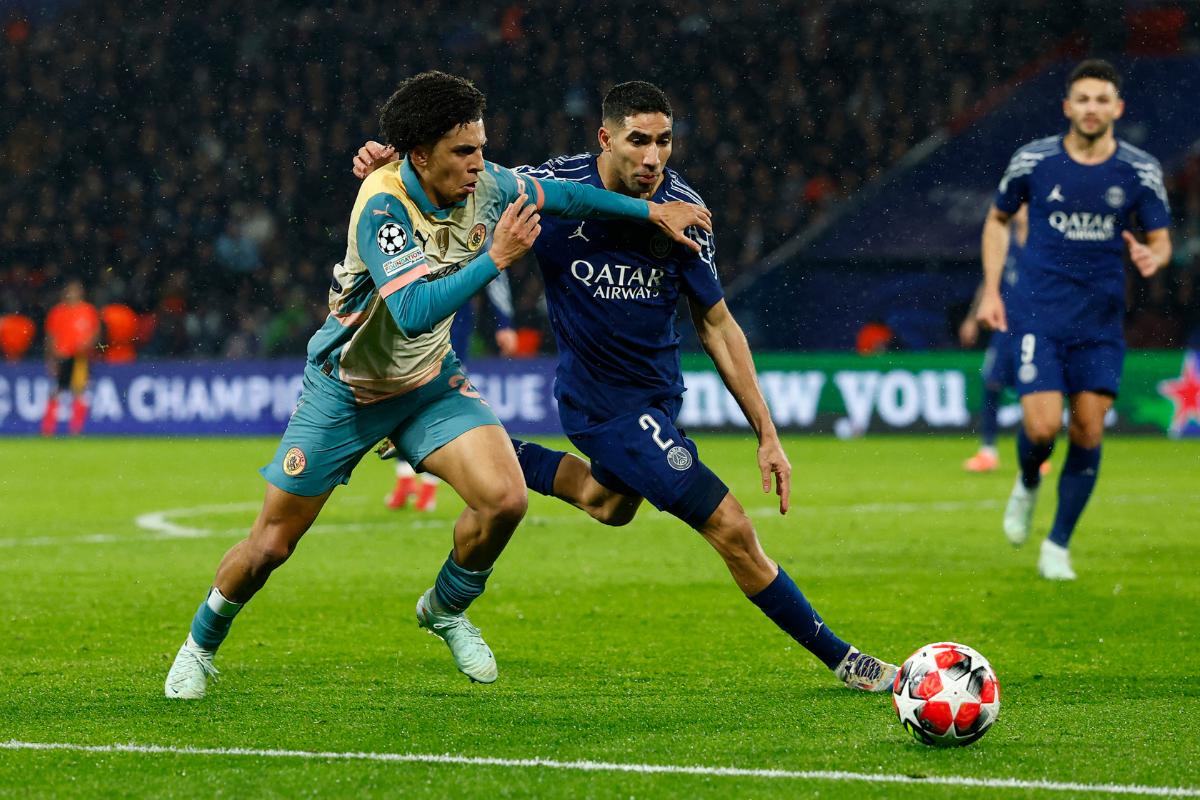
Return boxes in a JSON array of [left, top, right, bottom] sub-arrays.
[[100, 303, 140, 363], [42, 278, 100, 436], [0, 314, 36, 362]]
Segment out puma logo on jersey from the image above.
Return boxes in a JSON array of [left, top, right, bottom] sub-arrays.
[[1047, 184, 1064, 202], [569, 222, 589, 242]]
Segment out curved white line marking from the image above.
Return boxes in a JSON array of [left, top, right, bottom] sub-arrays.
[[134, 503, 261, 538]]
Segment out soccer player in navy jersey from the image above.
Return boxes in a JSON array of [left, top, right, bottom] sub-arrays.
[[976, 60, 1172, 580], [961, 206, 1033, 473], [357, 81, 896, 690]]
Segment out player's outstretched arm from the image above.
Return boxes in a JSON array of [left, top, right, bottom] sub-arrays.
[[349, 147, 710, 253], [689, 297, 790, 515], [526, 174, 711, 254]]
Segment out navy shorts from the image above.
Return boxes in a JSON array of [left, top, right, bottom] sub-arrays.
[[981, 330, 1015, 388], [1009, 330, 1124, 398], [558, 394, 729, 529]]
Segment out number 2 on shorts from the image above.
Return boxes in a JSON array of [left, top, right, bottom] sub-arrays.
[[638, 414, 675, 451]]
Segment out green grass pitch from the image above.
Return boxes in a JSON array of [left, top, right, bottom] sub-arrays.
[[0, 434, 1197, 798]]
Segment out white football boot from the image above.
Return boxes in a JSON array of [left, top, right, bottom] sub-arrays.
[[416, 589, 497, 684], [164, 635, 219, 699], [1003, 474, 1038, 547], [835, 647, 898, 692], [1038, 539, 1077, 581]]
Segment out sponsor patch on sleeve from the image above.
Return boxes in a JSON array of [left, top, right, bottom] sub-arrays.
[[381, 248, 425, 276]]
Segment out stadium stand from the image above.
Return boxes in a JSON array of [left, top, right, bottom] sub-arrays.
[[1, 0, 1195, 355]]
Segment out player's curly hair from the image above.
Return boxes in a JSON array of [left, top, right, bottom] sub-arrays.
[[379, 71, 487, 154], [602, 81, 672, 127], [1067, 59, 1122, 96]]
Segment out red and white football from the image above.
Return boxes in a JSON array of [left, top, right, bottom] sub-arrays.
[[892, 642, 1000, 747]]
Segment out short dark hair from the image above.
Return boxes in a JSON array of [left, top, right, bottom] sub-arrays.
[[1066, 59, 1121, 96], [602, 81, 672, 126], [379, 71, 486, 154]]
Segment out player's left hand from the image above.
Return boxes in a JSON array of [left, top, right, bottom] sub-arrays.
[[353, 141, 398, 180], [758, 436, 791, 515], [1123, 231, 1161, 277], [648, 201, 713, 254]]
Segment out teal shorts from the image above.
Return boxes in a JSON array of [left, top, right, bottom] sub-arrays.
[[261, 354, 500, 496]]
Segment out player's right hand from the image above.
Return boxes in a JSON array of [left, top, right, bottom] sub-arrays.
[[975, 290, 1007, 333], [489, 194, 541, 270], [353, 140, 398, 180], [758, 435, 791, 515]]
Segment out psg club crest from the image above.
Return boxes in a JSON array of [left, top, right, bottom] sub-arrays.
[[667, 445, 693, 471], [650, 233, 672, 259], [283, 447, 307, 476], [377, 223, 407, 255], [1158, 350, 1200, 439]]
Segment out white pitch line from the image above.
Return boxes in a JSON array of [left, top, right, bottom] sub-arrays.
[[0, 741, 1196, 797], [0, 493, 1180, 550]]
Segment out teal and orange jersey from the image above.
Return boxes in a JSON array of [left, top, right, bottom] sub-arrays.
[[307, 156, 649, 404]]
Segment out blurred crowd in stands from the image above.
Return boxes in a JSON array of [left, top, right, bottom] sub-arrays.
[[1, 0, 1198, 360]]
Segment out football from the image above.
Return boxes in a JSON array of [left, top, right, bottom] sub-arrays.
[[891, 642, 1000, 747]]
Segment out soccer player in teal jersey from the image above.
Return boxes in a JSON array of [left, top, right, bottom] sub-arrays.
[[164, 72, 710, 698], [355, 81, 897, 691], [977, 60, 1172, 579]]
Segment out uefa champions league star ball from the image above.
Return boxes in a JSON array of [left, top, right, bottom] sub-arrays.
[[892, 642, 1000, 747]]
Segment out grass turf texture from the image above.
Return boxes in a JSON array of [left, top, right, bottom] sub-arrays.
[[0, 434, 1196, 798]]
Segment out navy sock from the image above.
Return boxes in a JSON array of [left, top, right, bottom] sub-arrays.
[[1048, 444, 1101, 547], [189, 587, 242, 651], [1017, 427, 1054, 489], [748, 567, 850, 670], [433, 553, 492, 613], [980, 385, 1001, 448], [511, 438, 566, 496]]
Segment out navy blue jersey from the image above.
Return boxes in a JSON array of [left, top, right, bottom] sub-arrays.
[[994, 136, 1171, 340], [517, 154, 723, 422]]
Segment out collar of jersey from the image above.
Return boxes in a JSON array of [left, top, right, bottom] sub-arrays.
[[401, 157, 466, 219]]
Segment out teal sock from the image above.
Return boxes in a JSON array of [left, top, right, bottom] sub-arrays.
[[189, 587, 242, 651], [433, 553, 492, 613]]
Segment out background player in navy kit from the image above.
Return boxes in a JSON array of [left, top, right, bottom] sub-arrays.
[[356, 82, 897, 690], [976, 60, 1172, 580], [960, 207, 1042, 473]]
